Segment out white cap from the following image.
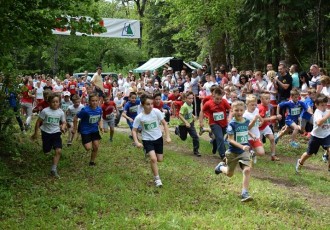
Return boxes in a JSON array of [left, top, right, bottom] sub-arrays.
[[63, 91, 71, 97]]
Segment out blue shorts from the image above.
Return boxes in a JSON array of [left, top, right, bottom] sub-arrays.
[[285, 119, 298, 127], [307, 135, 330, 155]]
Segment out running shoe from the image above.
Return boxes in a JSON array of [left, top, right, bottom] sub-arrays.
[[295, 159, 302, 173], [155, 179, 163, 187], [214, 162, 225, 175], [290, 141, 299, 148], [50, 170, 60, 178], [322, 152, 329, 163], [241, 192, 253, 202]]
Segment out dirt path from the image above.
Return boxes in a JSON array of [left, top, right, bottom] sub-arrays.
[[115, 126, 330, 212]]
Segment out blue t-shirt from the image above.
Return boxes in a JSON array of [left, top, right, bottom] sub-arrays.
[[279, 100, 307, 122], [161, 94, 168, 101], [124, 99, 141, 120], [226, 118, 250, 154], [301, 97, 314, 120], [77, 106, 102, 134], [77, 82, 85, 96]]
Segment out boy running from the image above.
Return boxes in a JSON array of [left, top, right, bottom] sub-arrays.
[[214, 100, 256, 202], [132, 94, 171, 187], [296, 95, 330, 173]]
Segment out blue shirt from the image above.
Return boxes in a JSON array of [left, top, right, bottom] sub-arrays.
[[77, 82, 85, 96], [226, 118, 250, 154], [77, 106, 102, 134], [301, 97, 314, 120], [279, 100, 307, 122], [124, 99, 140, 120]]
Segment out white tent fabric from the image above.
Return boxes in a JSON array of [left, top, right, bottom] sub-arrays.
[[133, 57, 173, 73]]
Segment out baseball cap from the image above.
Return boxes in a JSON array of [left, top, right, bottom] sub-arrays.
[[167, 67, 173, 71], [63, 91, 71, 97]]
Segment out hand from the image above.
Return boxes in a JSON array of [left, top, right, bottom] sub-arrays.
[[129, 118, 134, 123], [100, 127, 104, 134], [166, 137, 171, 143], [135, 142, 143, 148], [199, 122, 204, 128], [243, 145, 250, 152], [60, 127, 67, 134], [276, 114, 282, 120], [185, 122, 191, 128], [71, 129, 77, 134]]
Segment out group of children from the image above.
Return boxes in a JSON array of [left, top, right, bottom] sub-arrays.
[[27, 71, 329, 203]]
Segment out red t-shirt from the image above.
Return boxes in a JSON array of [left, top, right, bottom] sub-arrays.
[[103, 83, 112, 97], [21, 84, 34, 103], [168, 93, 180, 101], [101, 101, 117, 120], [153, 101, 164, 111], [258, 104, 271, 130], [202, 95, 212, 105], [202, 99, 231, 127], [34, 101, 49, 112], [68, 81, 77, 95]]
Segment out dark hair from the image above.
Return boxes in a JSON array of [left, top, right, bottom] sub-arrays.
[[213, 88, 224, 96], [71, 94, 80, 102], [315, 94, 328, 105], [88, 93, 99, 102], [129, 92, 137, 98], [239, 74, 248, 85], [299, 71, 310, 88], [140, 93, 153, 105], [185, 91, 194, 98], [47, 92, 61, 104], [153, 92, 162, 99]]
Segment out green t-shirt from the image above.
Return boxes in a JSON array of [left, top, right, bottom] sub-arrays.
[[179, 102, 194, 125]]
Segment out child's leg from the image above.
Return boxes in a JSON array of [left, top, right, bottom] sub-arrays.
[[254, 146, 265, 156], [110, 127, 114, 140], [178, 125, 188, 140], [266, 134, 275, 154], [90, 140, 100, 163], [242, 165, 251, 192], [290, 122, 300, 142], [298, 152, 312, 165], [149, 151, 159, 177], [53, 148, 62, 168], [187, 123, 199, 153], [210, 125, 226, 159], [277, 125, 289, 139]]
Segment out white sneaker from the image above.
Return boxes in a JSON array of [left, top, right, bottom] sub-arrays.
[[155, 179, 163, 187]]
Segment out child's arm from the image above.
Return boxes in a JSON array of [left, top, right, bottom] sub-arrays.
[[72, 116, 78, 134], [227, 134, 250, 152], [262, 114, 282, 122], [315, 110, 330, 126], [199, 109, 205, 128], [248, 116, 259, 129], [122, 111, 133, 122], [161, 119, 171, 143], [178, 113, 190, 128], [31, 118, 43, 140], [248, 131, 256, 140], [132, 128, 143, 148], [98, 117, 104, 133]]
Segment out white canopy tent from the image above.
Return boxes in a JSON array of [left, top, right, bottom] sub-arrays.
[[133, 57, 197, 73]]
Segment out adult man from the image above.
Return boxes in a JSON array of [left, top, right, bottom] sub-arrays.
[[167, 67, 177, 85], [264, 63, 274, 81], [91, 66, 104, 100], [309, 64, 322, 94], [191, 70, 201, 116], [274, 63, 293, 129], [231, 67, 240, 87]]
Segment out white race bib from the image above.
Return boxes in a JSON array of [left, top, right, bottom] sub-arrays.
[[291, 108, 300, 116], [236, 131, 248, 143], [213, 112, 224, 121], [89, 115, 100, 124]]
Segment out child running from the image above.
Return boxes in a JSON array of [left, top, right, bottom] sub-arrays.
[[101, 95, 118, 142], [174, 91, 201, 157], [243, 94, 264, 162], [66, 94, 84, 146], [132, 94, 171, 187], [275, 89, 309, 148], [31, 92, 66, 178], [258, 93, 282, 161], [296, 95, 330, 173], [199, 88, 231, 159], [122, 92, 140, 139], [214, 100, 256, 202], [72, 93, 103, 166]]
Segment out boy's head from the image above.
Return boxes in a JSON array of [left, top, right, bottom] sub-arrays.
[[231, 100, 245, 118], [103, 95, 111, 103], [47, 92, 61, 109], [260, 93, 270, 105], [72, 94, 81, 106], [246, 94, 257, 111], [307, 88, 316, 100], [153, 92, 162, 104], [315, 94, 328, 111], [129, 92, 137, 103], [290, 89, 300, 102], [172, 88, 179, 96], [230, 91, 238, 102], [117, 91, 123, 98], [184, 91, 194, 105], [212, 88, 224, 104]]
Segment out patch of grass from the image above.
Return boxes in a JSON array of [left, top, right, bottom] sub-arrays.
[[0, 128, 329, 229]]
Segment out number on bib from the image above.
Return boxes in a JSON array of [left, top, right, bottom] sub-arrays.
[[213, 112, 224, 121], [143, 121, 158, 131], [236, 131, 248, 143], [290, 108, 300, 116], [47, 116, 60, 124], [89, 115, 100, 124]]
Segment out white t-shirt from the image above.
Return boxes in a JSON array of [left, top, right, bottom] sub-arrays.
[[243, 108, 260, 139], [61, 99, 73, 112], [66, 104, 84, 122], [266, 82, 277, 100], [35, 86, 44, 100], [184, 81, 191, 92], [114, 97, 124, 111], [39, 107, 65, 134], [203, 82, 217, 96], [321, 86, 330, 106], [311, 109, 330, 138], [133, 108, 164, 141], [91, 72, 104, 90], [53, 84, 64, 92]]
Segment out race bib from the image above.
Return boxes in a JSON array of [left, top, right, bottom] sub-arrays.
[[70, 85, 75, 89], [79, 86, 83, 90], [47, 116, 60, 124], [265, 111, 270, 117], [61, 104, 68, 111], [129, 105, 138, 113], [143, 121, 158, 131], [213, 112, 224, 121], [236, 131, 248, 143], [104, 88, 109, 93], [184, 112, 193, 120], [106, 113, 114, 120], [89, 115, 100, 124], [37, 92, 43, 98], [291, 107, 300, 116]]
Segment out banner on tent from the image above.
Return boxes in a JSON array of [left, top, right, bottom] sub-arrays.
[[52, 18, 140, 39]]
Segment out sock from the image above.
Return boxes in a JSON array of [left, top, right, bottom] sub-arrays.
[[154, 175, 160, 180], [242, 189, 248, 194], [51, 165, 57, 171]]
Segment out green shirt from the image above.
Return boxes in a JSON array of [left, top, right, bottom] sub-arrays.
[[179, 102, 194, 125]]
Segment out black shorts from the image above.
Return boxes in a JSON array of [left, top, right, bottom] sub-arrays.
[[142, 137, 163, 154], [307, 135, 330, 155], [41, 131, 62, 153], [81, 131, 101, 145]]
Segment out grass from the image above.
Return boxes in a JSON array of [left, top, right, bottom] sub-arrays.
[[0, 119, 329, 229]]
